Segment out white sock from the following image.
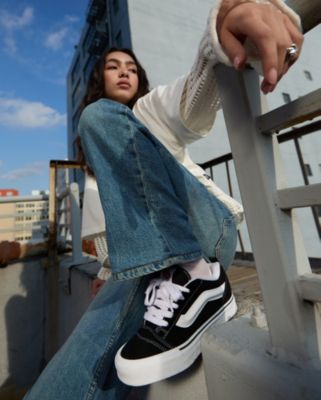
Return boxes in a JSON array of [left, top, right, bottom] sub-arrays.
[[181, 258, 220, 280]]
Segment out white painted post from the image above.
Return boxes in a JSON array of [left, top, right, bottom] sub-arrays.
[[69, 182, 83, 264], [214, 64, 321, 364]]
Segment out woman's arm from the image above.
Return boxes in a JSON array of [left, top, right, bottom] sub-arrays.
[[180, 0, 303, 134], [91, 232, 111, 297], [135, 1, 303, 143]]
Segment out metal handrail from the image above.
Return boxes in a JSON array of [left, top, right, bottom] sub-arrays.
[[213, 4, 321, 362], [48, 160, 86, 266], [199, 120, 321, 253]]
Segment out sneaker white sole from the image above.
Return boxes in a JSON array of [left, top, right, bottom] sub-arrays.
[[115, 295, 237, 386]]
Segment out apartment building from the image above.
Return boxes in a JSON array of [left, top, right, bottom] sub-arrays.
[[0, 191, 49, 243]]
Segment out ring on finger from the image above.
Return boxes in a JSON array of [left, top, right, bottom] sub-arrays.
[[285, 43, 298, 65]]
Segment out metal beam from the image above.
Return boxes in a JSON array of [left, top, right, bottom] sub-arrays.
[[49, 160, 82, 169], [287, 0, 321, 33], [299, 273, 321, 303], [257, 88, 321, 135], [214, 63, 320, 362], [277, 183, 321, 209]]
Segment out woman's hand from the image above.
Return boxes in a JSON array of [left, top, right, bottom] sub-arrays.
[[217, 2, 304, 94], [92, 278, 106, 298]]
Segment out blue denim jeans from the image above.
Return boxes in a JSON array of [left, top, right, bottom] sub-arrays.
[[24, 99, 237, 399]]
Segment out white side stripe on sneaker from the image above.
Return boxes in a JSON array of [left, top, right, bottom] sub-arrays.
[[176, 283, 225, 328]]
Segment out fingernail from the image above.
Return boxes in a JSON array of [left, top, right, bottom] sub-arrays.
[[267, 68, 277, 85], [269, 84, 276, 93], [261, 82, 274, 95], [233, 56, 241, 70], [261, 81, 268, 94]]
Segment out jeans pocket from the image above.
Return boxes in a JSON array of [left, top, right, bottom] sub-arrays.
[[215, 216, 237, 269]]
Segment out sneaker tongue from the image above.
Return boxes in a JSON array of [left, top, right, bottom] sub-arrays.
[[171, 266, 191, 286]]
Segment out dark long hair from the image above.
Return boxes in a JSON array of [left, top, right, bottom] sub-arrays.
[[82, 47, 150, 110], [78, 47, 150, 176]]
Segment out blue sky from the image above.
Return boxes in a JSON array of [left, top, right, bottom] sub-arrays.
[[0, 0, 88, 195]]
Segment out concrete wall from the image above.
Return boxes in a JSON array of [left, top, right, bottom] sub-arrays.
[[56, 259, 100, 348], [0, 259, 46, 392], [0, 255, 99, 396]]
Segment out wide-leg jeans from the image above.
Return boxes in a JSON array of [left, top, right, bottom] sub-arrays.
[[24, 99, 237, 399]]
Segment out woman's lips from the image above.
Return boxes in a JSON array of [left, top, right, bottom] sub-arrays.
[[117, 80, 130, 88]]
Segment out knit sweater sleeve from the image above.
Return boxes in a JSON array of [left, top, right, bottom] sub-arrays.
[[93, 232, 112, 281], [179, 0, 301, 134]]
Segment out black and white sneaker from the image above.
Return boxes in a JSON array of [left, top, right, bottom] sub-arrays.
[[115, 264, 237, 386]]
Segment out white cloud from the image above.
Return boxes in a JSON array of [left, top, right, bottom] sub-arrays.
[[0, 6, 34, 55], [3, 36, 17, 55], [0, 161, 47, 180], [44, 27, 69, 51], [44, 13, 81, 52], [64, 15, 80, 23], [0, 7, 34, 31], [0, 97, 66, 129]]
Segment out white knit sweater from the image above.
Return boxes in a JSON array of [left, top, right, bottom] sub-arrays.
[[81, 0, 301, 279]]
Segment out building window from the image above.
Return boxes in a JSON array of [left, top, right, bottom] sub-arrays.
[[88, 31, 108, 56], [116, 30, 122, 47], [83, 26, 95, 50], [72, 79, 83, 108], [304, 70, 313, 81], [72, 107, 83, 132], [71, 56, 81, 84], [304, 163, 313, 177], [84, 56, 97, 82], [113, 0, 119, 13], [282, 92, 291, 103]]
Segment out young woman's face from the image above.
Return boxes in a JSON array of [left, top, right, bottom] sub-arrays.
[[103, 51, 139, 105]]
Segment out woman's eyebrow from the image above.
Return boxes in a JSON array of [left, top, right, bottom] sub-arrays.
[[106, 58, 137, 66]]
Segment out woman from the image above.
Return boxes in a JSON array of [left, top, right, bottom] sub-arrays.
[[78, 48, 150, 295], [25, 0, 303, 398]]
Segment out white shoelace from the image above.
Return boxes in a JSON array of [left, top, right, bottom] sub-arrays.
[[144, 277, 190, 327]]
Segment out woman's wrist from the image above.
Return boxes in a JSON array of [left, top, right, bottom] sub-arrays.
[[217, 0, 270, 37], [97, 266, 112, 281], [217, 0, 301, 38]]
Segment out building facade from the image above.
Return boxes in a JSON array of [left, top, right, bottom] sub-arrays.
[[0, 193, 49, 244], [67, 0, 321, 259]]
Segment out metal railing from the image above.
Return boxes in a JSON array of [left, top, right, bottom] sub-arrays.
[[48, 160, 87, 266], [212, 0, 321, 366], [200, 119, 321, 260]]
